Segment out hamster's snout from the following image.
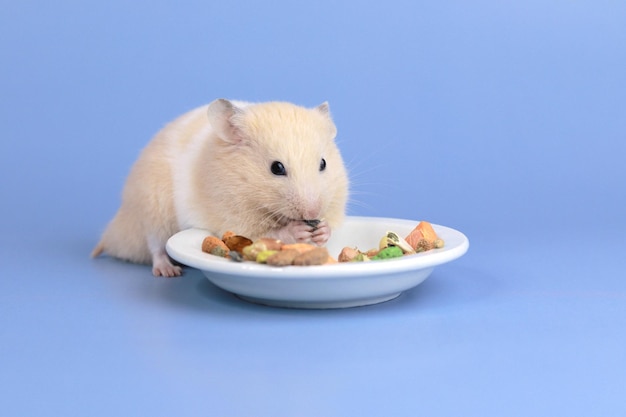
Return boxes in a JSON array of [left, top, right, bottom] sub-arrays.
[[300, 198, 322, 221], [301, 207, 321, 221]]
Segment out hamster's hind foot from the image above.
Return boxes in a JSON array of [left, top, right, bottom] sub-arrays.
[[151, 250, 182, 277]]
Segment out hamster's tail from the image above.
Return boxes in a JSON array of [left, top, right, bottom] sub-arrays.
[[91, 241, 105, 258]]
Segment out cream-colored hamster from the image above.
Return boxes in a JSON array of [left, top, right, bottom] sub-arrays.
[[92, 99, 349, 277]]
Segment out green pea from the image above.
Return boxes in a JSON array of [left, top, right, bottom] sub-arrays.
[[372, 246, 403, 260]]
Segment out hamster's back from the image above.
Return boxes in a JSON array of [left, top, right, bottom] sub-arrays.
[[92, 105, 216, 265]]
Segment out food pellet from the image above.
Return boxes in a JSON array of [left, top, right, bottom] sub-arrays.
[[202, 236, 230, 257], [293, 247, 329, 266], [256, 250, 278, 263], [223, 235, 253, 253], [201, 220, 444, 266], [266, 249, 301, 266], [371, 246, 403, 260]]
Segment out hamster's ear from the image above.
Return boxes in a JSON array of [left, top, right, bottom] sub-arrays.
[[207, 99, 245, 144], [316, 101, 331, 117], [315, 101, 337, 138]]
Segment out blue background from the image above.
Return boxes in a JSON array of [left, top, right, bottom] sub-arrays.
[[1, 1, 625, 416]]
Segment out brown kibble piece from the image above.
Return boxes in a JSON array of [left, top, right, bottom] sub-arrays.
[[266, 249, 301, 266], [338, 247, 360, 262], [202, 236, 230, 257], [415, 238, 433, 252], [256, 237, 283, 251], [293, 247, 329, 266], [223, 235, 253, 253], [281, 243, 317, 254]]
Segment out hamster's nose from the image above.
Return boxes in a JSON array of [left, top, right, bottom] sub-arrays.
[[302, 200, 322, 220]]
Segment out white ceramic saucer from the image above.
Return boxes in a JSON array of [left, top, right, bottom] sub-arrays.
[[166, 216, 469, 309]]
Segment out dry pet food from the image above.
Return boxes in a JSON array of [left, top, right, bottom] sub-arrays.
[[201, 220, 444, 266]]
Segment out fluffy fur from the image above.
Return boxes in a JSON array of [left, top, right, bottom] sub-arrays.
[[92, 99, 349, 276]]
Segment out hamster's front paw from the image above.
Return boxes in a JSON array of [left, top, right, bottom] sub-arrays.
[[274, 220, 331, 245], [279, 220, 315, 243], [310, 220, 331, 246]]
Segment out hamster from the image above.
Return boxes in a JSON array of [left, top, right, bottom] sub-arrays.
[[92, 99, 349, 277]]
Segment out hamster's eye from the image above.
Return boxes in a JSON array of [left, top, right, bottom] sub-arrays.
[[319, 158, 327, 172], [270, 161, 287, 176]]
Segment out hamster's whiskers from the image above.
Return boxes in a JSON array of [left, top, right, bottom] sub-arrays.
[[261, 204, 293, 228]]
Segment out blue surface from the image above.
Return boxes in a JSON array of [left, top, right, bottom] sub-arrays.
[[1, 1, 625, 416]]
